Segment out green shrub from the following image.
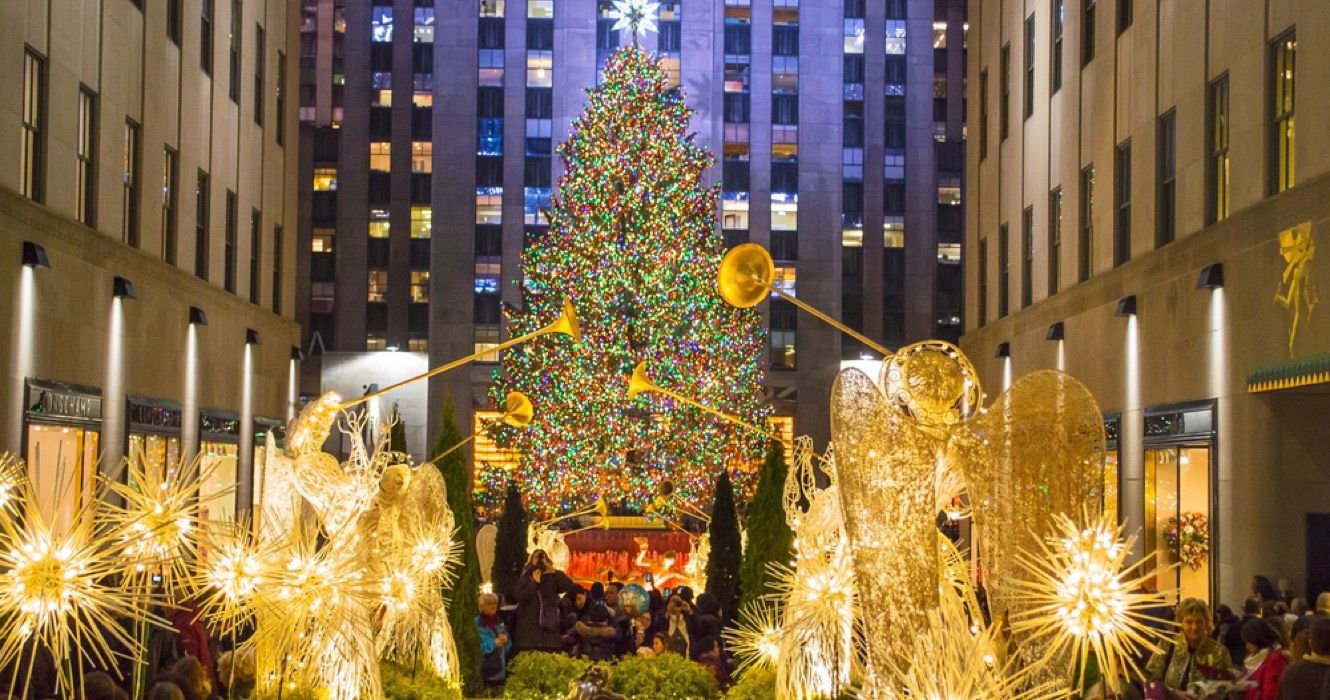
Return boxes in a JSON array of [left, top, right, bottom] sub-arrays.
[[723, 667, 776, 700], [502, 652, 591, 700], [607, 653, 719, 700], [380, 660, 464, 700]]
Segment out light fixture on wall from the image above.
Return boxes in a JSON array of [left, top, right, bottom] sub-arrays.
[[189, 306, 208, 326], [1115, 295, 1137, 317], [246, 328, 261, 345], [1046, 321, 1065, 341], [112, 276, 136, 299], [995, 341, 1011, 358], [1196, 263, 1224, 289], [21, 241, 49, 268], [290, 346, 304, 361]]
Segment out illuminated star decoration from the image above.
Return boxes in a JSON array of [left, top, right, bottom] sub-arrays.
[[608, 0, 661, 38], [1008, 509, 1174, 694]]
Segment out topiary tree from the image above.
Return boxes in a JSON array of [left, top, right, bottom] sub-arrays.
[[389, 402, 407, 453], [738, 440, 794, 612], [705, 470, 742, 617], [432, 394, 482, 695], [492, 481, 529, 600]]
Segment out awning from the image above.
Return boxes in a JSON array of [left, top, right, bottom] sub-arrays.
[[1247, 353, 1330, 393]]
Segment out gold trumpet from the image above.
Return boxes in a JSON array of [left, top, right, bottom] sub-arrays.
[[339, 299, 580, 411], [538, 496, 610, 533], [627, 361, 787, 444], [426, 391, 534, 465], [718, 242, 892, 357], [646, 479, 711, 524]]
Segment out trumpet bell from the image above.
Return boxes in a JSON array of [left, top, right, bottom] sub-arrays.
[[502, 391, 535, 428], [718, 243, 775, 309], [542, 299, 581, 344], [627, 361, 656, 400]]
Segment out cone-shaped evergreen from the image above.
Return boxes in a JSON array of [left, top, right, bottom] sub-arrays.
[[492, 481, 529, 601], [432, 394, 482, 694], [739, 440, 794, 611], [491, 46, 768, 518], [705, 470, 743, 616], [388, 403, 407, 453]]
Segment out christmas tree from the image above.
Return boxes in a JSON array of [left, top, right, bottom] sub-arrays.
[[492, 481, 529, 600], [431, 395, 483, 694], [738, 439, 794, 611], [491, 46, 768, 517], [705, 469, 743, 617]]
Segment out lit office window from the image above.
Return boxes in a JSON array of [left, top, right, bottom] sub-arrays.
[[412, 142, 432, 173], [312, 168, 338, 191], [20, 49, 45, 202], [886, 20, 906, 54], [411, 271, 430, 303], [370, 142, 391, 171], [369, 208, 390, 238], [368, 269, 388, 302], [414, 7, 434, 42], [411, 206, 432, 238], [76, 88, 98, 225], [1269, 30, 1295, 194], [527, 0, 553, 18], [527, 51, 552, 87], [476, 188, 503, 225], [371, 6, 393, 42]]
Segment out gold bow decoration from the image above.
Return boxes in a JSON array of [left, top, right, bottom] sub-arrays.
[[1275, 222, 1318, 356], [832, 342, 1105, 696]]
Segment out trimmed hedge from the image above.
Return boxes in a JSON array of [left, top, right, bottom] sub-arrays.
[[501, 651, 719, 700]]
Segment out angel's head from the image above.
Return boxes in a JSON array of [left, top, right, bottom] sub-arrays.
[[379, 464, 412, 500]]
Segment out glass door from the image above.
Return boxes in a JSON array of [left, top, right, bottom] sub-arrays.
[[26, 423, 99, 536], [1144, 445, 1212, 604]]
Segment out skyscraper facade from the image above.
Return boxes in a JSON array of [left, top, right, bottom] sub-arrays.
[[296, 0, 967, 463]]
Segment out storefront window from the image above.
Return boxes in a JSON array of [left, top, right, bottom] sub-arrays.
[[1145, 444, 1211, 604], [26, 424, 98, 536], [200, 441, 238, 523], [129, 433, 182, 477]]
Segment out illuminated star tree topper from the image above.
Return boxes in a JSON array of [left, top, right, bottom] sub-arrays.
[[608, 0, 661, 41]]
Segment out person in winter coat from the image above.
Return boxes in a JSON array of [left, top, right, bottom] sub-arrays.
[[1241, 618, 1291, 700], [511, 549, 580, 652], [575, 602, 620, 661], [1279, 617, 1330, 700], [1146, 598, 1235, 696], [477, 592, 512, 694]]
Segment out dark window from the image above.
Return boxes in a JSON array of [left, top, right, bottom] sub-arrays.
[[1269, 29, 1296, 194], [979, 69, 989, 159], [1000, 43, 1010, 140], [772, 163, 798, 194], [229, 0, 241, 102], [524, 158, 551, 188], [772, 94, 798, 124], [272, 225, 283, 314], [998, 224, 1010, 317], [771, 230, 798, 261], [842, 182, 863, 217], [76, 87, 98, 226], [885, 55, 906, 85], [1022, 206, 1034, 307], [1117, 0, 1132, 33], [844, 0, 865, 18], [412, 44, 433, 73], [1048, 187, 1062, 295], [884, 182, 905, 214], [773, 26, 799, 56], [977, 237, 988, 325], [527, 19, 553, 50], [478, 87, 504, 117], [723, 161, 749, 191], [1206, 74, 1230, 223], [201, 0, 213, 74], [1157, 110, 1176, 247], [163, 147, 178, 263], [843, 54, 864, 84], [195, 170, 210, 279], [1114, 141, 1131, 266], [167, 0, 182, 43], [596, 19, 620, 50], [476, 157, 503, 187], [885, 0, 905, 18], [1024, 15, 1035, 120], [474, 294, 501, 325], [1079, 165, 1094, 281], [249, 209, 261, 303], [224, 190, 238, 293], [1082, 0, 1096, 65], [724, 24, 751, 54], [123, 120, 141, 247], [254, 24, 265, 125], [724, 93, 750, 123], [479, 18, 504, 49], [525, 88, 553, 118], [843, 106, 864, 147], [20, 48, 45, 202], [276, 51, 286, 144], [658, 21, 681, 52], [476, 225, 502, 257], [1051, 0, 1064, 92]]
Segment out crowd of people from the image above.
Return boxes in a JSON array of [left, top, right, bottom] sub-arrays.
[[1136, 575, 1330, 700], [477, 548, 729, 696]]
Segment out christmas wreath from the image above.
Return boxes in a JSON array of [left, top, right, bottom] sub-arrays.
[[1165, 511, 1209, 570]]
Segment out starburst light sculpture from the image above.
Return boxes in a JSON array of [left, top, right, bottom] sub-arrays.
[[1008, 510, 1173, 693], [608, 0, 661, 37]]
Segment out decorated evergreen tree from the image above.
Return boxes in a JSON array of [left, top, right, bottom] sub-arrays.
[[739, 440, 794, 610], [431, 395, 482, 694], [491, 45, 768, 517], [705, 470, 742, 616], [492, 481, 529, 600]]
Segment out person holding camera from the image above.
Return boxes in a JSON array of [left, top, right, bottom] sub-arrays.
[[512, 548, 580, 653]]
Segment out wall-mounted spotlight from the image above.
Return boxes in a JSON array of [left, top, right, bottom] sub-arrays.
[[189, 306, 208, 326], [290, 346, 304, 361], [246, 328, 261, 345], [1196, 263, 1224, 289], [1115, 295, 1137, 317], [1046, 321, 1065, 341], [21, 241, 49, 268], [112, 276, 136, 299], [995, 341, 1011, 358]]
